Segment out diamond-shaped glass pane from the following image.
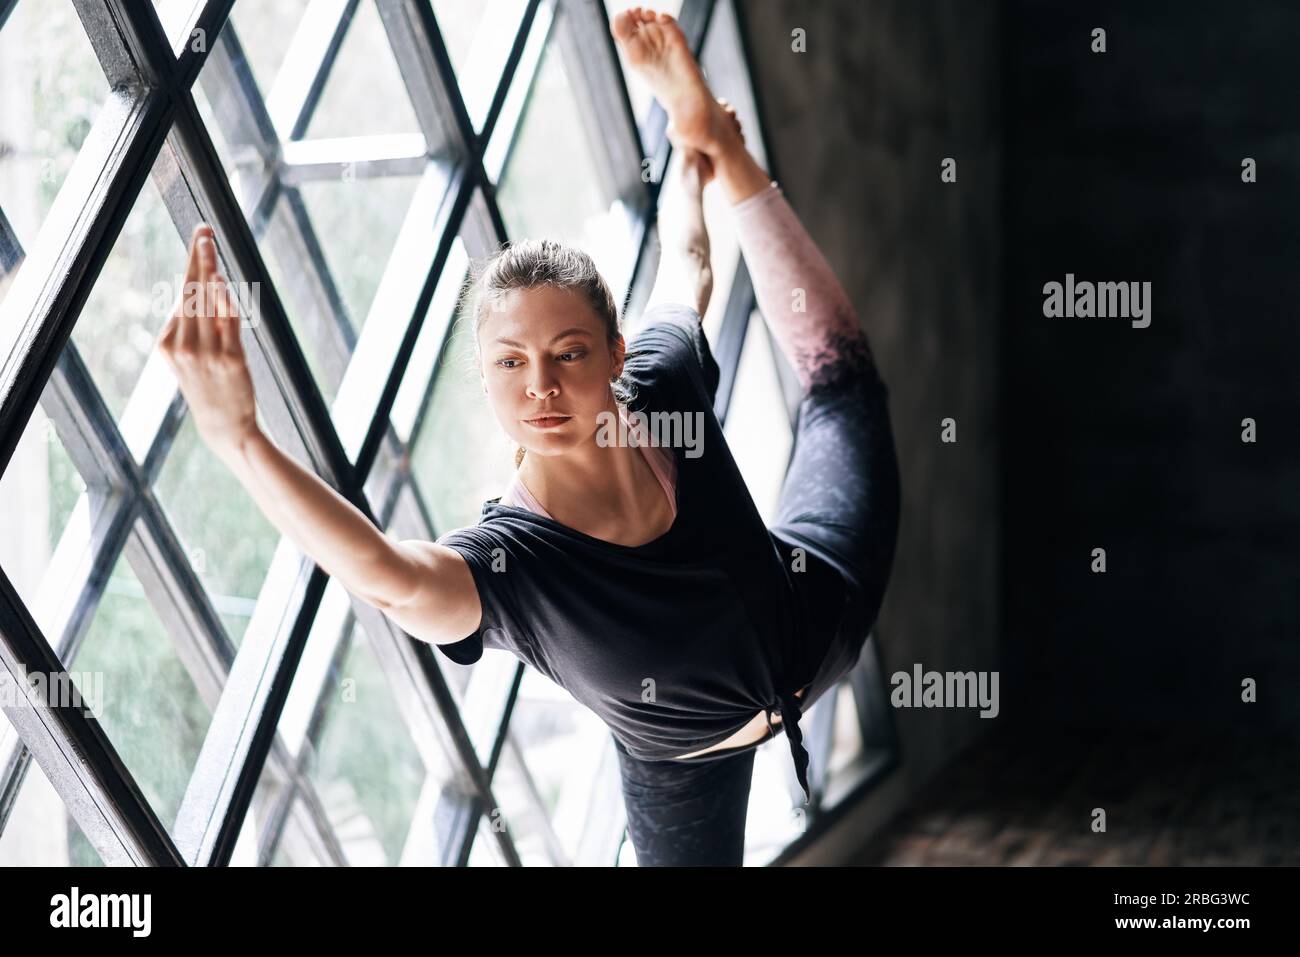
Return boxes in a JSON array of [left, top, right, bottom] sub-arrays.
[[0, 398, 95, 628], [152, 0, 203, 55], [305, 0, 422, 140], [494, 33, 639, 304], [267, 795, 334, 866], [70, 150, 187, 429], [489, 668, 613, 863], [152, 416, 285, 647], [295, 175, 422, 342], [0, 0, 110, 313], [466, 811, 510, 866], [298, 619, 429, 865], [228, 0, 313, 97], [431, 0, 529, 131], [66, 546, 216, 836], [409, 303, 516, 532]]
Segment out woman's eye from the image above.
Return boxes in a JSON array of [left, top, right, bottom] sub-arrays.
[[558, 351, 586, 361], [497, 358, 521, 369]]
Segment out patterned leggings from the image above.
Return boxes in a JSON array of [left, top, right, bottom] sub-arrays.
[[613, 732, 756, 866]]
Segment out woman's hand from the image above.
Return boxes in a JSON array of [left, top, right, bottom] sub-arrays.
[[668, 96, 744, 188], [158, 223, 260, 459]]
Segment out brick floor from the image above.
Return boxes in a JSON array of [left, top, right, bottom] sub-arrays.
[[851, 723, 1300, 865]]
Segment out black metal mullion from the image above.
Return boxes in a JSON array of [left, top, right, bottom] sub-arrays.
[[191, 563, 336, 866], [469, 0, 543, 153], [72, 0, 164, 92], [352, 164, 472, 479], [554, 1, 646, 217], [167, 94, 357, 490], [376, 0, 469, 158], [0, 89, 169, 480], [175, 0, 238, 89], [278, 0, 360, 141], [366, 180, 499, 499], [712, 256, 752, 424]]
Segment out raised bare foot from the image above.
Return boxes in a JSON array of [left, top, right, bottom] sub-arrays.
[[611, 6, 738, 157]]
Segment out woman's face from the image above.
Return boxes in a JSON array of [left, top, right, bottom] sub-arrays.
[[478, 284, 624, 459]]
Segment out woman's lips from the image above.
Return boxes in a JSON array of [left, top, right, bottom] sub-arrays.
[[524, 415, 571, 429]]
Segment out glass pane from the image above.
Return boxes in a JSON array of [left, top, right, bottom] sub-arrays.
[[152, 415, 284, 647], [244, 580, 465, 867], [70, 150, 186, 425], [297, 620, 431, 865], [827, 680, 865, 778], [227, 759, 337, 866], [267, 795, 333, 866], [295, 174, 422, 341], [431, 0, 529, 131], [723, 309, 793, 525], [67, 548, 216, 835], [0, 748, 104, 866], [152, 0, 203, 53], [466, 811, 509, 866], [0, 398, 92, 623], [229, 0, 314, 98], [495, 35, 639, 304], [490, 668, 611, 863], [0, 0, 110, 313], [698, 0, 767, 169], [409, 307, 516, 532], [388, 239, 468, 449], [304, 0, 422, 141]]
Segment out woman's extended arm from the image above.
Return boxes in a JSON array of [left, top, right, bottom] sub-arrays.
[[156, 224, 480, 645]]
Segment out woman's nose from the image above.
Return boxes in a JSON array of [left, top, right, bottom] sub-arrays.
[[526, 375, 559, 399]]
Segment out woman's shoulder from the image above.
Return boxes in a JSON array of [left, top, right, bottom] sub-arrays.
[[623, 302, 719, 411]]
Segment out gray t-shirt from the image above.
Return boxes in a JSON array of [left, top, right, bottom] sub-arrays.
[[434, 303, 847, 803]]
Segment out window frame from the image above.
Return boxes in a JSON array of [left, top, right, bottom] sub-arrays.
[[0, 0, 898, 867]]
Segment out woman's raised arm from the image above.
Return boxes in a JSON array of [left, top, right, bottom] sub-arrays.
[[156, 224, 480, 646]]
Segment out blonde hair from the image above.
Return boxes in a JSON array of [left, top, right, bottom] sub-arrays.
[[464, 238, 637, 468]]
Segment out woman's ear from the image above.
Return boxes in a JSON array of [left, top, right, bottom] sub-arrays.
[[612, 334, 626, 379]]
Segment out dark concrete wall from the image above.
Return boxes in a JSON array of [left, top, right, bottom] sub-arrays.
[[1002, 1, 1300, 737], [736, 0, 1004, 862]]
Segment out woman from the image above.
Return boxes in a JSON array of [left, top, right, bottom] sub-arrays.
[[158, 7, 900, 866]]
